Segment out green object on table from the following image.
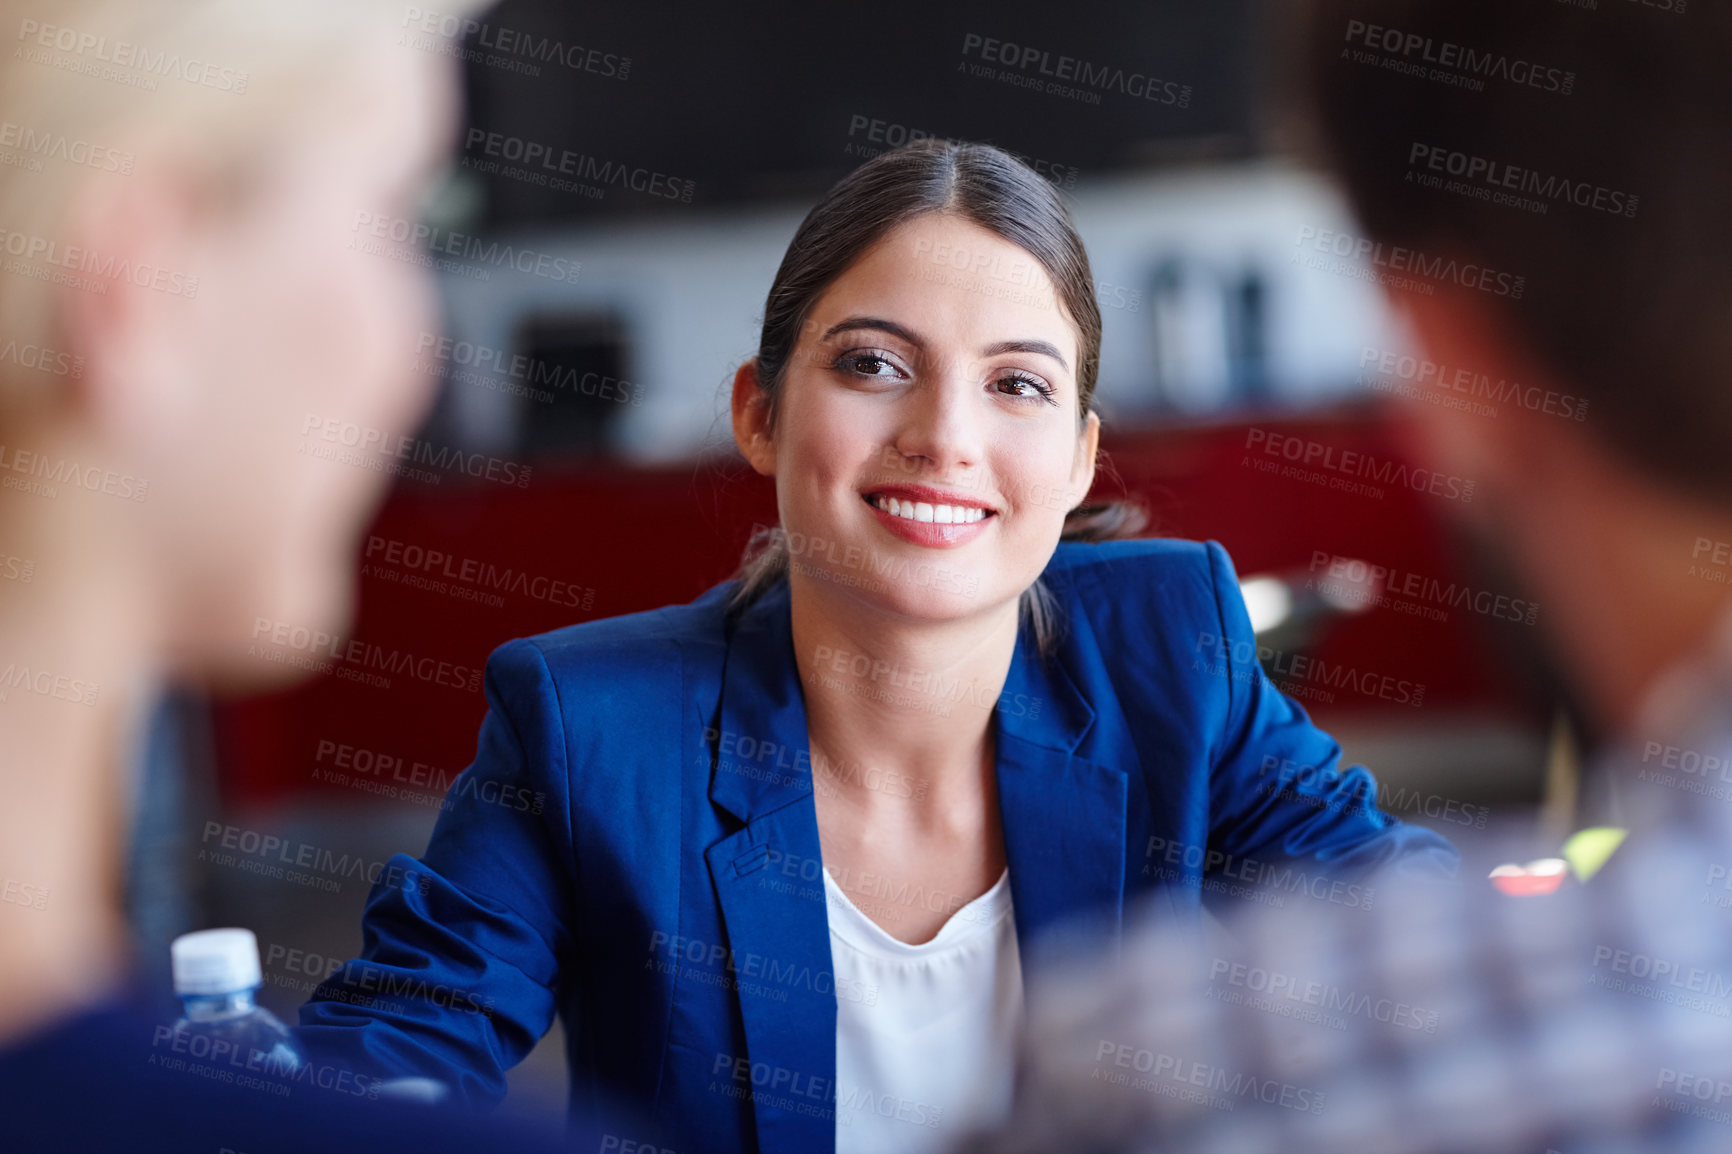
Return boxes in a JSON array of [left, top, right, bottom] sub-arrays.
[[1563, 826, 1628, 882]]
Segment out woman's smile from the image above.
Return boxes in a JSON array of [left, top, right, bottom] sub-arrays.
[[863, 484, 997, 548]]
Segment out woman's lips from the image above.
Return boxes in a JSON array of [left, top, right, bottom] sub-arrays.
[[862, 490, 994, 548]]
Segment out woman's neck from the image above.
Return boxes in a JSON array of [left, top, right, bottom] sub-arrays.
[[788, 573, 1021, 812], [0, 484, 157, 1047]]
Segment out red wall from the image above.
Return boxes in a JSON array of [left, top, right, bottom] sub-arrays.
[[213, 405, 1542, 806]]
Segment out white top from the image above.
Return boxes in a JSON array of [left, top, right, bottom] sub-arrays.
[[823, 866, 1023, 1154]]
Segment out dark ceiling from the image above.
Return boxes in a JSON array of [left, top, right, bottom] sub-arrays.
[[457, 0, 1263, 226]]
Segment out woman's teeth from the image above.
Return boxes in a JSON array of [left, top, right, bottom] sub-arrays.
[[870, 494, 988, 524]]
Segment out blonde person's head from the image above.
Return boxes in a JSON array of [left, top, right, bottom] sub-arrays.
[[0, 0, 484, 398], [0, 0, 486, 685]]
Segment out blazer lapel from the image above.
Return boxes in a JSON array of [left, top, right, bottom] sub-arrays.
[[699, 579, 1135, 1151], [705, 582, 837, 1154], [995, 618, 1131, 968]]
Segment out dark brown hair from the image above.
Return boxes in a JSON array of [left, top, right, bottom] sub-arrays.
[[1290, 0, 1732, 503], [729, 139, 1146, 654]]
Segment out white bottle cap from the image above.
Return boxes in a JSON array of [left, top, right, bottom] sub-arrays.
[[171, 928, 263, 996]]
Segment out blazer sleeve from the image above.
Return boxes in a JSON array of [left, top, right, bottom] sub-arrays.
[[1199, 539, 1460, 884], [294, 637, 578, 1109]]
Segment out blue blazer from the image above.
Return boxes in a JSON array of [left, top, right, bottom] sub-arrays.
[[296, 538, 1456, 1154]]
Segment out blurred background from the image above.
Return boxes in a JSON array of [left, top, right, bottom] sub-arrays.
[[131, 0, 1564, 1123]]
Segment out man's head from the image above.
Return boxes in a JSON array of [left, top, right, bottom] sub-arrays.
[[1293, 0, 1732, 733]]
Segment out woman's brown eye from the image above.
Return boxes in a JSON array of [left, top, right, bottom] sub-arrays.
[[834, 352, 899, 377], [996, 373, 1058, 404]]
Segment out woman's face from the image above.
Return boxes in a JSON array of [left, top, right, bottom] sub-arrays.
[[742, 212, 1099, 625]]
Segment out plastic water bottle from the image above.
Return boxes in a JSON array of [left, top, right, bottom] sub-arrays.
[[169, 927, 303, 1078]]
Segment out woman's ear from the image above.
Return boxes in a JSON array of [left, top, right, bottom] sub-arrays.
[[731, 359, 777, 477], [1070, 409, 1100, 501]]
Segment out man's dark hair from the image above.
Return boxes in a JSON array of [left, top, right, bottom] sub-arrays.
[[1291, 0, 1732, 503]]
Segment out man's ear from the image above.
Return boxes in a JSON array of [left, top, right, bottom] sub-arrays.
[[1387, 290, 1551, 492], [731, 359, 777, 477], [56, 158, 205, 453]]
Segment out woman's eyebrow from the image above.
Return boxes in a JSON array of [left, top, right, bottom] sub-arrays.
[[822, 319, 1070, 372], [821, 316, 922, 345], [983, 339, 1068, 370]]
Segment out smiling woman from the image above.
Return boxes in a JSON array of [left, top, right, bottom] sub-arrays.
[[297, 140, 1460, 1154], [731, 140, 1145, 657]]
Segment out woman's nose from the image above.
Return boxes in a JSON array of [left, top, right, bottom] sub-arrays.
[[888, 370, 984, 471]]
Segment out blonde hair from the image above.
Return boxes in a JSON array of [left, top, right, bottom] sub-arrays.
[[0, 0, 484, 392]]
